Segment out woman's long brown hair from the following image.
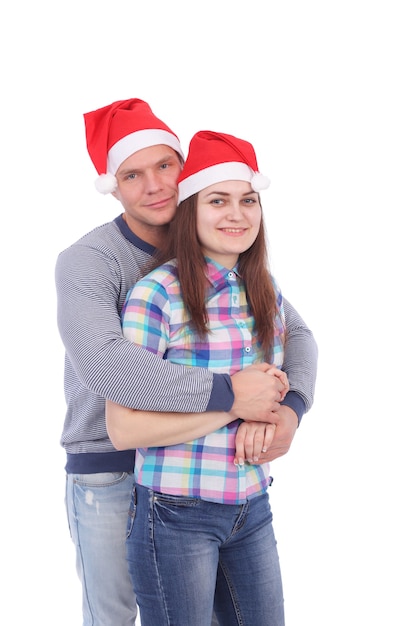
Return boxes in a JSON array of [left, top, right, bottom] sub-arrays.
[[148, 193, 284, 362]]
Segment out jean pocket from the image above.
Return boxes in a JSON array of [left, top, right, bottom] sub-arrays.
[[153, 491, 200, 508], [74, 471, 131, 488]]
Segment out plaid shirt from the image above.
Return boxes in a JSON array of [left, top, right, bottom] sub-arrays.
[[122, 258, 285, 504]]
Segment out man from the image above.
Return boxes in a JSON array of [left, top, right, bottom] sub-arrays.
[[55, 98, 318, 626]]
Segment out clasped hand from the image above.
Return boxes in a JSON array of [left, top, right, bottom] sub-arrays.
[[233, 366, 297, 466]]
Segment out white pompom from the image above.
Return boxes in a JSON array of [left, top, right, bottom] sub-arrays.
[[251, 172, 271, 192], [94, 173, 118, 194]]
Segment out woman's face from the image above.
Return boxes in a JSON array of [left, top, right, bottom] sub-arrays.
[[196, 180, 262, 269]]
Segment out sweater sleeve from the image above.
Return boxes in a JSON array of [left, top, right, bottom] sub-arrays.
[[280, 297, 318, 421], [55, 243, 234, 413]]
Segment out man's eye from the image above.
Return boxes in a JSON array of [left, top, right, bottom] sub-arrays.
[[126, 173, 137, 180]]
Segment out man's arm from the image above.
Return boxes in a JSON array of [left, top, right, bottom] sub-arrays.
[[278, 297, 318, 423], [55, 243, 285, 417], [55, 244, 223, 413]]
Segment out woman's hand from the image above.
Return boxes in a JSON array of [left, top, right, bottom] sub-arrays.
[[234, 420, 277, 466]]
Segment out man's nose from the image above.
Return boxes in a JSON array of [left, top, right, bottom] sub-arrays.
[[144, 171, 163, 192]]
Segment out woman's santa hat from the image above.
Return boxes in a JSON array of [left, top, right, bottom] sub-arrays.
[[177, 130, 270, 203], [84, 98, 184, 194]]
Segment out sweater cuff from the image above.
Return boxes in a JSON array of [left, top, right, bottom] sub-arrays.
[[206, 374, 234, 412], [280, 391, 306, 426]]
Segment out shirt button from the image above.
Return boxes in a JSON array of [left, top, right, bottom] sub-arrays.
[[228, 272, 234, 279], [244, 346, 251, 353]]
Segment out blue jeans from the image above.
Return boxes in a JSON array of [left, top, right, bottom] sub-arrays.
[[126, 484, 285, 626], [66, 472, 138, 626]]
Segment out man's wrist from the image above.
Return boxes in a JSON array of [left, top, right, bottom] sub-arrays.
[[206, 374, 234, 412], [280, 391, 306, 426]]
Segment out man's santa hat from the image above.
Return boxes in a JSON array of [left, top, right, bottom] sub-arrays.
[[84, 98, 184, 194], [177, 130, 270, 203]]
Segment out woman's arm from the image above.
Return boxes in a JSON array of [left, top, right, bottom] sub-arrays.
[[106, 367, 288, 450], [106, 400, 235, 449]]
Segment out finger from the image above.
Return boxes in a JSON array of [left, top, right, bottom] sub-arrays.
[[268, 368, 289, 389], [234, 426, 247, 466], [260, 424, 277, 452], [243, 433, 255, 463], [251, 426, 271, 461]]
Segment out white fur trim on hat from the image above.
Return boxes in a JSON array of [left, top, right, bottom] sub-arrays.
[[95, 173, 118, 194], [178, 162, 251, 203], [107, 129, 184, 175], [178, 162, 270, 203]]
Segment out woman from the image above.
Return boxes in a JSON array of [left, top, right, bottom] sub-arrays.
[[107, 130, 289, 625]]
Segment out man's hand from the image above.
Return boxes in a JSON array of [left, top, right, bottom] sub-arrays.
[[256, 405, 298, 463], [230, 363, 288, 422]]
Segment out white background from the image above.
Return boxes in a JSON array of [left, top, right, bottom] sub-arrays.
[[1, 1, 416, 624]]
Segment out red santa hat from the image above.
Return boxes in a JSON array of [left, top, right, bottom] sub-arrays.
[[177, 130, 270, 203], [84, 98, 184, 194]]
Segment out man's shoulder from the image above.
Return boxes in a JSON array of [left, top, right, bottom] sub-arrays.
[[56, 219, 137, 266], [60, 219, 120, 251], [137, 260, 178, 288]]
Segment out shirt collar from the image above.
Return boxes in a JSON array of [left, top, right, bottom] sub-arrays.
[[204, 257, 241, 288]]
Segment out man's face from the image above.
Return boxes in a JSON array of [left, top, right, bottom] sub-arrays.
[[112, 144, 182, 245]]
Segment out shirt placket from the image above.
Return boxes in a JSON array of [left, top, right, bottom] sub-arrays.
[[227, 271, 253, 370]]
